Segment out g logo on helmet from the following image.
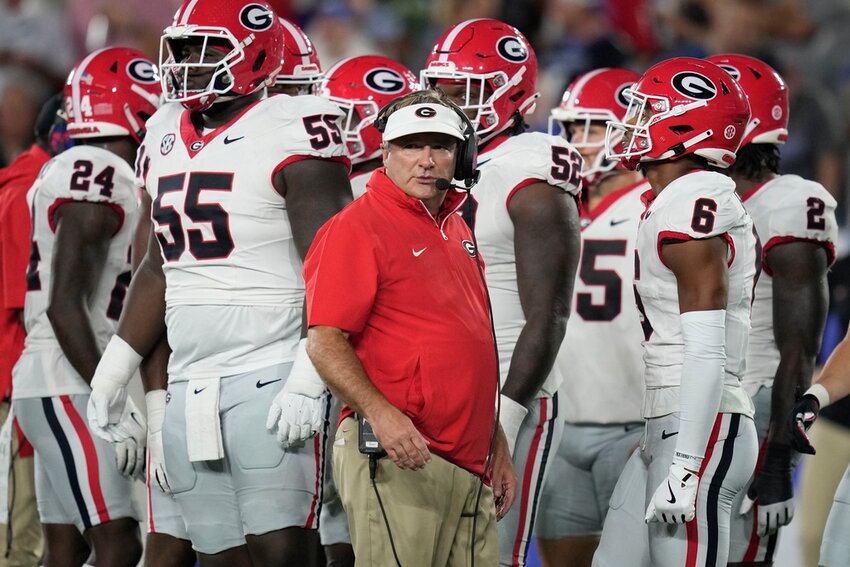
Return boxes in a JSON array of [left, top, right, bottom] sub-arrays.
[[671, 72, 717, 100], [240, 3, 274, 31], [717, 64, 740, 81], [415, 107, 437, 118], [496, 36, 528, 63], [364, 68, 406, 94], [127, 59, 158, 84], [615, 83, 633, 109]]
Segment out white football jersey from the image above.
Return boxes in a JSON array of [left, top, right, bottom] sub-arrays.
[[13, 146, 138, 398], [472, 133, 582, 396], [350, 169, 370, 199], [558, 181, 648, 424], [635, 171, 756, 419], [742, 174, 837, 394], [137, 96, 347, 381]]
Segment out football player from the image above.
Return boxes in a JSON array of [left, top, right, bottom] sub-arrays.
[[86, 0, 353, 564], [320, 54, 418, 198], [421, 19, 582, 567], [593, 57, 759, 567], [789, 327, 850, 567], [269, 17, 323, 97], [11, 47, 160, 567], [705, 54, 838, 567], [534, 68, 647, 567]]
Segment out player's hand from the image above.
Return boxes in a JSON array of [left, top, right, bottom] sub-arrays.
[[499, 394, 527, 458], [111, 397, 147, 479], [145, 390, 171, 494], [265, 339, 327, 448], [369, 404, 431, 471], [88, 335, 143, 432], [739, 443, 795, 535], [489, 426, 518, 520], [788, 394, 820, 455], [646, 463, 699, 524]]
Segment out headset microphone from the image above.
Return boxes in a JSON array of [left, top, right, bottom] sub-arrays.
[[435, 178, 457, 191]]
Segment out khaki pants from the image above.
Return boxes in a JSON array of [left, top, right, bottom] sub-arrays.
[[0, 401, 42, 567], [334, 417, 497, 567]]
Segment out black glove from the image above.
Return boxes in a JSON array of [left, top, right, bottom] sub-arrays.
[[788, 394, 820, 455], [739, 443, 795, 535]]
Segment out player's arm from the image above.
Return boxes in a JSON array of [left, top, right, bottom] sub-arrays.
[[646, 236, 728, 524], [500, 183, 580, 449], [48, 201, 121, 383], [768, 241, 829, 445], [307, 325, 431, 470]]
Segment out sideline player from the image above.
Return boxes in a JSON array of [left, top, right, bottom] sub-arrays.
[[320, 54, 418, 198], [11, 47, 160, 567], [315, 53, 417, 567], [421, 18, 582, 566], [534, 68, 647, 567], [593, 57, 759, 567], [269, 17, 323, 97], [87, 0, 352, 564], [705, 53, 838, 566], [790, 327, 850, 567]]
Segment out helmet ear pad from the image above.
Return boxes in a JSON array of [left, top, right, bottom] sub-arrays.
[[374, 98, 479, 187]]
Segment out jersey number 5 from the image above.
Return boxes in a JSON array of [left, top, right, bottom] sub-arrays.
[[152, 173, 235, 261], [577, 239, 627, 321]]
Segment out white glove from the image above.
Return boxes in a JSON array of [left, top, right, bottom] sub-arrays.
[[499, 395, 528, 458], [88, 335, 143, 435], [265, 338, 327, 448], [146, 390, 171, 494], [645, 462, 700, 524], [111, 397, 147, 479]]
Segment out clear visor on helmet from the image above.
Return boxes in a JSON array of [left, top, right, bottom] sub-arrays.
[[326, 95, 379, 163], [159, 26, 244, 105], [420, 66, 502, 136]]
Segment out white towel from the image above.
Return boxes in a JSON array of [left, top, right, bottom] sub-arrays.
[[185, 378, 224, 462], [0, 405, 14, 524]]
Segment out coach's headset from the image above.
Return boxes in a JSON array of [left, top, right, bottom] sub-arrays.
[[373, 98, 480, 189]]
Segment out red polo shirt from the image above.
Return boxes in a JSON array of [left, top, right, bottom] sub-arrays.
[[305, 168, 498, 476], [0, 144, 49, 399]]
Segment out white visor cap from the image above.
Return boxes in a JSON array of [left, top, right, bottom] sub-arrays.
[[382, 103, 466, 142]]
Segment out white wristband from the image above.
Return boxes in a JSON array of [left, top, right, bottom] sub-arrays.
[[145, 390, 167, 433], [805, 383, 831, 409], [93, 335, 143, 387], [499, 394, 528, 455]]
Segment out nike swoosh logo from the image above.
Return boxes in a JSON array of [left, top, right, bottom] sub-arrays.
[[666, 481, 677, 504], [193, 387, 207, 394], [223, 135, 244, 145], [661, 430, 678, 440], [610, 218, 629, 226], [256, 378, 282, 388], [412, 247, 427, 257]]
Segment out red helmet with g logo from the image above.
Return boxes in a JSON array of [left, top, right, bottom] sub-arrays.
[[605, 57, 750, 169], [549, 68, 640, 185], [275, 18, 323, 92], [319, 55, 417, 164], [160, 0, 283, 111], [705, 53, 788, 146], [64, 47, 161, 143], [421, 18, 539, 144]]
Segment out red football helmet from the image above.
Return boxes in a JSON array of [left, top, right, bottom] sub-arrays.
[[420, 18, 539, 143], [605, 57, 750, 169], [64, 47, 161, 143], [159, 0, 283, 111], [274, 18, 322, 93], [319, 55, 417, 164], [549, 68, 640, 185], [705, 53, 788, 146]]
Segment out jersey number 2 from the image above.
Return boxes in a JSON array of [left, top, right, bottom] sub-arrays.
[[152, 173, 235, 261]]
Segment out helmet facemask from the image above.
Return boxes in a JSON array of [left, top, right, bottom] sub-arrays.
[[326, 96, 380, 163]]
